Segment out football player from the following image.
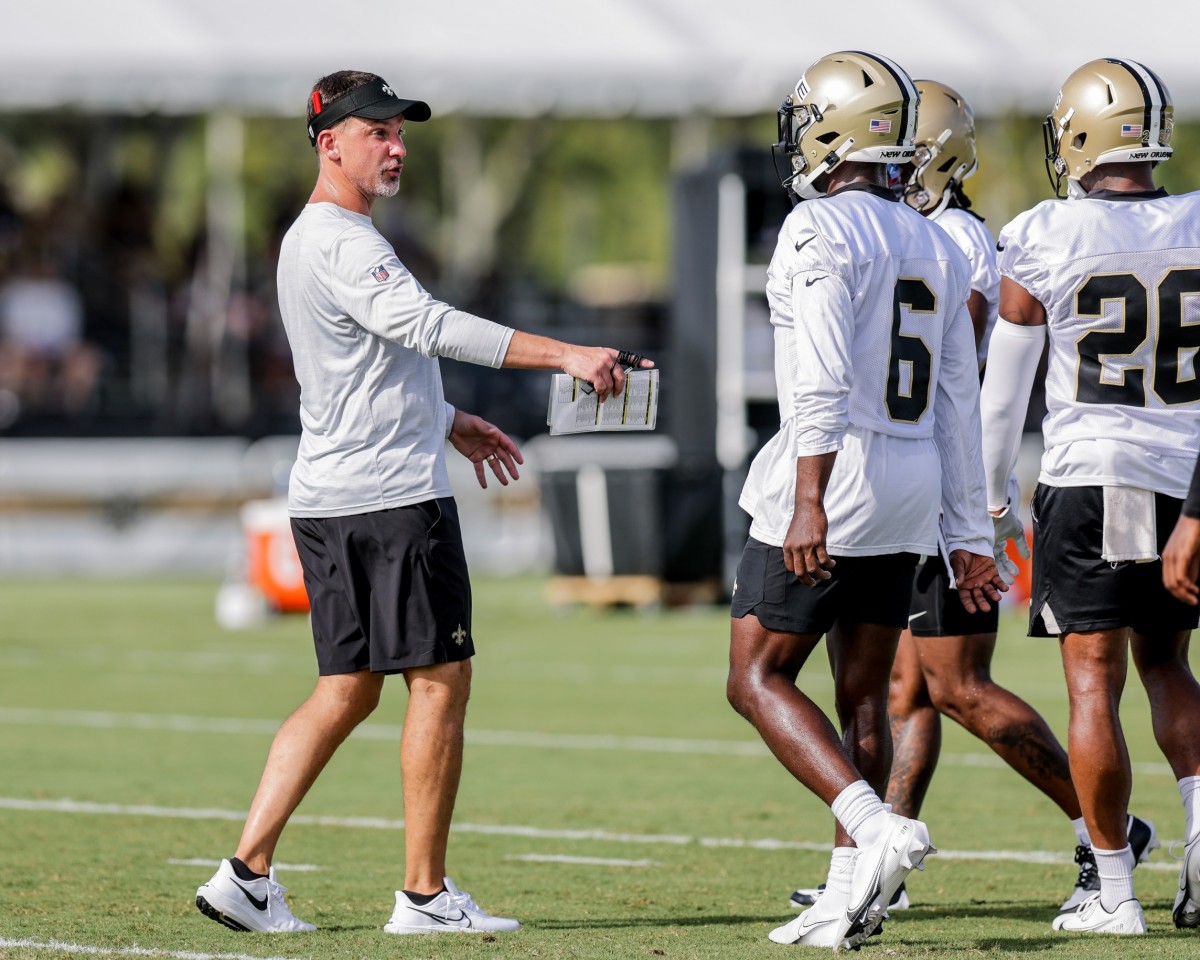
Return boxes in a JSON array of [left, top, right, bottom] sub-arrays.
[[789, 79, 1157, 918], [727, 50, 1006, 950], [980, 58, 1200, 935]]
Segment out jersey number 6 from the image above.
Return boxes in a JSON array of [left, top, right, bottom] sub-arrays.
[[887, 277, 936, 423]]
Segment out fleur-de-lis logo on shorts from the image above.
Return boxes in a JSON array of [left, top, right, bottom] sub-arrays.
[[452, 625, 467, 645]]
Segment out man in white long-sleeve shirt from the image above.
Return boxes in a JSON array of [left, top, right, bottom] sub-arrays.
[[195, 69, 651, 938], [725, 50, 1005, 952]]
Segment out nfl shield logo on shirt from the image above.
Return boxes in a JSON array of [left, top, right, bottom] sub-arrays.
[[371, 264, 390, 282]]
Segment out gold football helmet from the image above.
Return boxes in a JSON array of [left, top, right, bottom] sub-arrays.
[[900, 80, 977, 216], [775, 50, 918, 200], [1044, 58, 1173, 198]]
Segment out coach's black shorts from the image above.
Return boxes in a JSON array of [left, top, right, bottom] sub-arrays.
[[1029, 483, 1200, 638], [730, 536, 919, 635], [290, 498, 475, 675], [907, 551, 1000, 638]]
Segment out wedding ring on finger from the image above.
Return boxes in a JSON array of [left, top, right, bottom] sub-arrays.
[[486, 454, 498, 463]]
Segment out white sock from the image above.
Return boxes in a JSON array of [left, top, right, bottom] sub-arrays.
[[1071, 816, 1091, 847], [831, 781, 890, 849], [1180, 776, 1200, 843], [825, 846, 856, 885], [817, 847, 855, 912], [1092, 844, 1135, 913]]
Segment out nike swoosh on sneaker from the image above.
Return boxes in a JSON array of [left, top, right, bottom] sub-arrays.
[[232, 881, 269, 912], [410, 906, 471, 926]]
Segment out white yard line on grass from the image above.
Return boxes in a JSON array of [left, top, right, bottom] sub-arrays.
[[0, 707, 1176, 776], [0, 939, 304, 960], [507, 853, 657, 867], [0, 796, 1180, 871]]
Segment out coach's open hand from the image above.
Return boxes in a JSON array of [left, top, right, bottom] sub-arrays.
[[449, 410, 523, 489], [949, 549, 1008, 614]]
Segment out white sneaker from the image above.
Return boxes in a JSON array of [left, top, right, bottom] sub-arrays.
[[839, 815, 934, 947], [1052, 894, 1146, 934], [195, 859, 316, 933], [1173, 835, 1200, 929], [788, 883, 825, 909], [384, 877, 520, 934], [790, 881, 909, 912]]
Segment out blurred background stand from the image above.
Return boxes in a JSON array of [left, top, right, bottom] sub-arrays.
[[526, 433, 722, 609]]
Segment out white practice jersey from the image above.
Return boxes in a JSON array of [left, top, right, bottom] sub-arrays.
[[739, 184, 992, 557], [930, 206, 999, 365], [998, 189, 1200, 497]]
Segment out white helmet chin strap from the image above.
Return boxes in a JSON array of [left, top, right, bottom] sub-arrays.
[[792, 137, 857, 200]]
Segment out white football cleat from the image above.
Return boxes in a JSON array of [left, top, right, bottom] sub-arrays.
[[838, 815, 934, 949], [771, 860, 869, 950], [195, 859, 316, 933], [769, 904, 846, 949], [1173, 835, 1200, 929], [384, 877, 520, 934], [1052, 894, 1145, 934]]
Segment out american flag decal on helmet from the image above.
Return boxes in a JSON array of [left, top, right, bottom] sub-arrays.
[[1121, 123, 1144, 138], [869, 118, 893, 133], [371, 264, 390, 282]]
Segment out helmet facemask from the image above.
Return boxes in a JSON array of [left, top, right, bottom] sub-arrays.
[[772, 94, 851, 202]]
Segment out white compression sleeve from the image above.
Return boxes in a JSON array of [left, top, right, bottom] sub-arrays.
[[979, 319, 1046, 512]]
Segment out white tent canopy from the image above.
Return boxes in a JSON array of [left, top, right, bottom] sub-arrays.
[[4, 0, 1198, 118]]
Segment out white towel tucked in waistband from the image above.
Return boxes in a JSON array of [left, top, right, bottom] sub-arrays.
[[1101, 486, 1158, 563]]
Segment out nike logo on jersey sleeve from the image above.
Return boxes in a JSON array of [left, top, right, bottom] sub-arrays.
[[795, 235, 816, 253], [804, 276, 827, 287]]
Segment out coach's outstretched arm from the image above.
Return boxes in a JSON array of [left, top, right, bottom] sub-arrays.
[[500, 331, 654, 402]]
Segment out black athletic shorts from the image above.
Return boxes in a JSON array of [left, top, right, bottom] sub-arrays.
[[907, 550, 1000, 638], [1028, 483, 1200, 638], [290, 497, 475, 675], [730, 536, 919, 635]]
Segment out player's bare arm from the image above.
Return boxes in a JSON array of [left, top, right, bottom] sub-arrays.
[[448, 410, 523, 489], [967, 289, 989, 353], [784, 453, 837, 586], [997, 276, 1046, 328], [500, 330, 654, 402], [948, 549, 1007, 614]]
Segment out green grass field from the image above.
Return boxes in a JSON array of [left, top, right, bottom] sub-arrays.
[[1, 576, 1197, 959]]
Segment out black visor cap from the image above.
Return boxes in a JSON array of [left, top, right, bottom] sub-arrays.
[[308, 78, 431, 144]]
